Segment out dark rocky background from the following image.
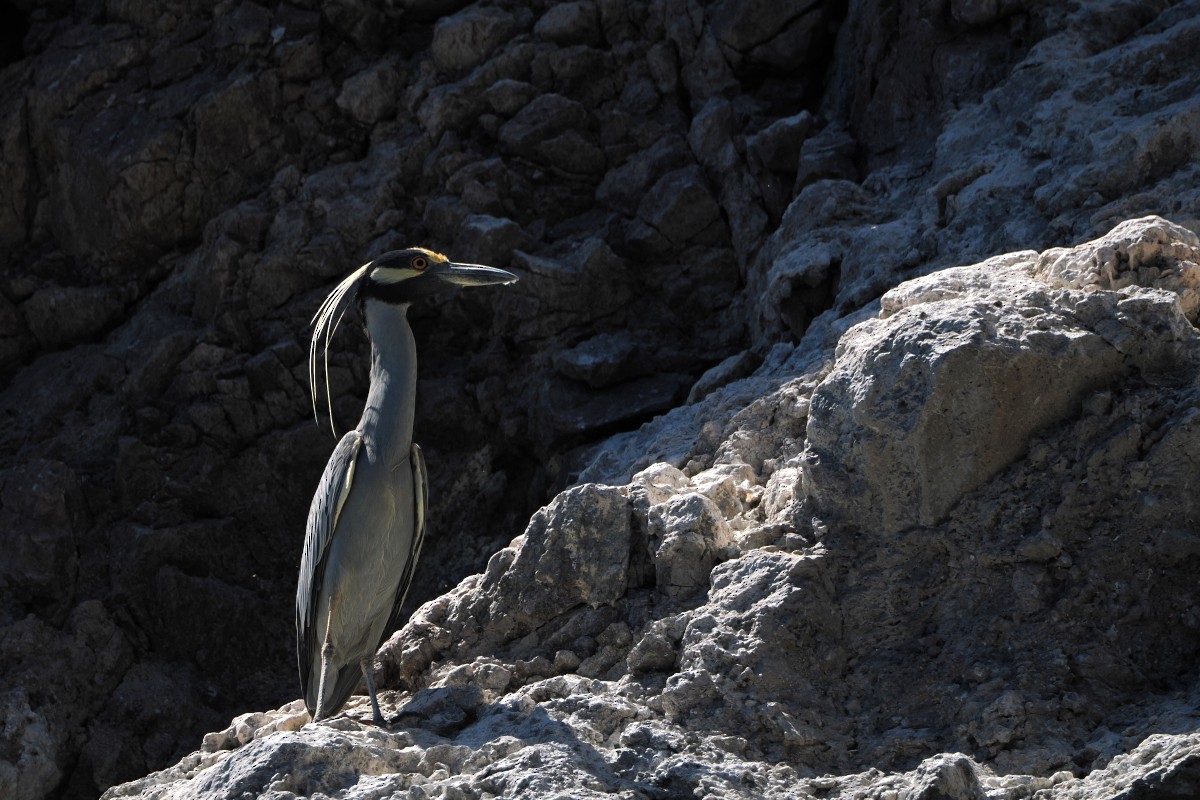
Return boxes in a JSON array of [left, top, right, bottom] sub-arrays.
[[1, 1, 1198, 799]]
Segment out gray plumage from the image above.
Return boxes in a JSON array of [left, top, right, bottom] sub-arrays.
[[296, 248, 516, 725]]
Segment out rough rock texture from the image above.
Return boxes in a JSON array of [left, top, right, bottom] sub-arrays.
[[1, 1, 1199, 799], [103, 216, 1200, 800]]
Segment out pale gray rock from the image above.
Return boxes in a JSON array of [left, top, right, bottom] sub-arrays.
[[373, 482, 635, 694], [103, 215, 1200, 785], [807, 259, 1125, 534], [1048, 732, 1200, 799], [1033, 215, 1200, 322], [805, 217, 1200, 535], [648, 491, 733, 602], [904, 753, 987, 800], [576, 346, 807, 486]]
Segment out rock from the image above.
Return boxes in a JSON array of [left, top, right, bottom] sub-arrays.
[[686, 96, 735, 169], [539, 372, 692, 446], [666, 6, 739, 104], [392, 0, 474, 20], [747, 110, 815, 173], [629, 165, 723, 250], [6, 2, 1200, 799], [211, 2, 272, 50], [1, 603, 133, 800], [192, 72, 283, 194], [0, 689, 61, 800], [1034, 215, 1200, 322], [0, 460, 86, 611], [336, 62, 402, 125], [904, 753, 987, 800], [497, 93, 604, 174], [950, 0, 1028, 27], [686, 349, 760, 404], [452, 213, 526, 265], [805, 218, 1200, 534], [534, 2, 601, 46], [1064, 733, 1200, 798], [708, 0, 830, 73], [377, 481, 635, 683], [21, 284, 129, 349], [626, 630, 677, 672], [551, 333, 641, 388], [43, 87, 194, 264], [649, 492, 734, 601], [0, 74, 33, 251], [595, 135, 692, 213], [482, 78, 537, 116], [504, 238, 633, 343], [794, 122, 859, 189], [431, 6, 524, 75]]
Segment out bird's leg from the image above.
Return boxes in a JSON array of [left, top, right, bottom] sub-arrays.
[[313, 601, 337, 722], [360, 656, 386, 727]]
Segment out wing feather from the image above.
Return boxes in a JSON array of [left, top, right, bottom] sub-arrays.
[[379, 442, 429, 646], [296, 429, 363, 712]]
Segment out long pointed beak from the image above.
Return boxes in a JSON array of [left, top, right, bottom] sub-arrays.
[[439, 262, 519, 287]]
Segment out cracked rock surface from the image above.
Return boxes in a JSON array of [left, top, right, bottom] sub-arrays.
[[1, 0, 1199, 799], [105, 219, 1200, 800]]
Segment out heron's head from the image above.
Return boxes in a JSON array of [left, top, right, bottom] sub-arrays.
[[308, 247, 518, 433], [359, 247, 518, 305]]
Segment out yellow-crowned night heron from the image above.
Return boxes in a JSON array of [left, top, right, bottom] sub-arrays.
[[297, 247, 517, 725]]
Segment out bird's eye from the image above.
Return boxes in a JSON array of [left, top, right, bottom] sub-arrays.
[[411, 256, 428, 271]]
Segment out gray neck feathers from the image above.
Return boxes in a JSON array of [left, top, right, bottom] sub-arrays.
[[359, 298, 418, 467]]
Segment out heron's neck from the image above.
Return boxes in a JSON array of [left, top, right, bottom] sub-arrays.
[[360, 298, 417, 467]]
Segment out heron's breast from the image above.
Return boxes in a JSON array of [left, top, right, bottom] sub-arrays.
[[323, 464, 416, 612]]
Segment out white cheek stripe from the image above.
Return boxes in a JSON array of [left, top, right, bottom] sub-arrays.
[[371, 267, 418, 285]]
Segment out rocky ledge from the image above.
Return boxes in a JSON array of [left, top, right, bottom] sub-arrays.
[[104, 218, 1200, 799]]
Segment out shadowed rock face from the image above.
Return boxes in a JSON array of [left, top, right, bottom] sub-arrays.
[[1, 1, 1199, 799]]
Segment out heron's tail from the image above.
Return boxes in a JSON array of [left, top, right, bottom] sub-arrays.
[[309, 659, 362, 721]]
